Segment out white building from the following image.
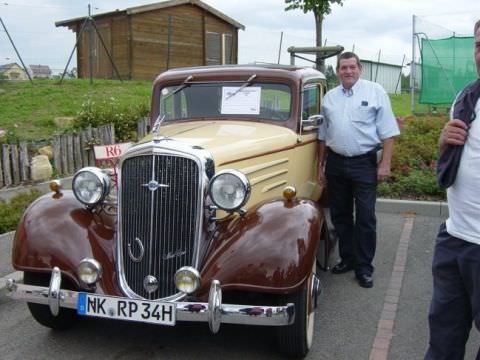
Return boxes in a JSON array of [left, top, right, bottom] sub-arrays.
[[360, 60, 403, 94]]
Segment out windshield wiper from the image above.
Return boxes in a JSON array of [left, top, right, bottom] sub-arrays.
[[171, 75, 193, 96], [225, 74, 257, 100]]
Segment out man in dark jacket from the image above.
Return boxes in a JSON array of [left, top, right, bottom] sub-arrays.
[[425, 19, 480, 360]]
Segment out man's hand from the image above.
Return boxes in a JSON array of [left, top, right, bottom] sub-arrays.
[[377, 162, 391, 181], [440, 119, 468, 147]]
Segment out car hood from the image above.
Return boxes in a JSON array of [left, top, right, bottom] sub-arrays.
[[147, 120, 298, 167]]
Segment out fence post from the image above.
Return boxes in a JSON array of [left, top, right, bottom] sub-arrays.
[[11, 143, 20, 185], [66, 134, 74, 175], [73, 133, 82, 171], [53, 135, 62, 175], [2, 144, 12, 186], [19, 142, 29, 182]]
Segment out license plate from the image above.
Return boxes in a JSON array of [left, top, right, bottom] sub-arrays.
[[77, 293, 176, 326]]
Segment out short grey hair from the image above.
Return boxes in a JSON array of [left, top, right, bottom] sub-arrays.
[[475, 19, 480, 35]]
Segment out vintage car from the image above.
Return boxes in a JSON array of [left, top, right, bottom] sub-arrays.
[[7, 64, 336, 358]]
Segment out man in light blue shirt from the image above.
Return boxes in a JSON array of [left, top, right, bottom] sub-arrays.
[[317, 52, 400, 288]]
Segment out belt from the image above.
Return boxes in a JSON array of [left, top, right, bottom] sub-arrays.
[[327, 148, 377, 160]]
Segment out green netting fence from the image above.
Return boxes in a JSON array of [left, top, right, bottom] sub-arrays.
[[420, 36, 477, 104]]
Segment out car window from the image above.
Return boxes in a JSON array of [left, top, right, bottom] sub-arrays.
[[159, 83, 292, 122], [302, 85, 320, 120]]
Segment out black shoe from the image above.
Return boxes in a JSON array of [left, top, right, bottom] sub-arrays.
[[356, 274, 373, 288], [331, 261, 354, 274]]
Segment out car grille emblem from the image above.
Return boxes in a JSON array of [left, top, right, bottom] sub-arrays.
[[128, 237, 145, 262], [163, 249, 187, 260], [143, 275, 159, 293], [142, 180, 169, 191]]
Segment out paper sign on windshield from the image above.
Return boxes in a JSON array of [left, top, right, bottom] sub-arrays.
[[221, 87, 261, 115]]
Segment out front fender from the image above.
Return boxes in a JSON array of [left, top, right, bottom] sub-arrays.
[[198, 197, 323, 298], [12, 190, 121, 295]]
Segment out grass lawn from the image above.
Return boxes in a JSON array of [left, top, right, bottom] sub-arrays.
[[0, 78, 441, 142], [0, 79, 152, 141]]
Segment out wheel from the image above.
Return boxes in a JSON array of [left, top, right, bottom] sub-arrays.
[[24, 272, 78, 330], [276, 267, 315, 358]]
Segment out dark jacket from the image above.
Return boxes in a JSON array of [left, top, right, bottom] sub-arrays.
[[437, 79, 480, 188]]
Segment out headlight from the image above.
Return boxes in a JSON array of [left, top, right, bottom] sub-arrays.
[[175, 267, 201, 294], [208, 170, 250, 211], [72, 167, 110, 206], [77, 258, 102, 285]]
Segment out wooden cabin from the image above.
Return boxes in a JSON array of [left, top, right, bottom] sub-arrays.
[[55, 0, 245, 80]]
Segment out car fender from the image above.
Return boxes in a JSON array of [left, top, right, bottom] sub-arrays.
[[12, 190, 120, 295], [197, 197, 323, 298]]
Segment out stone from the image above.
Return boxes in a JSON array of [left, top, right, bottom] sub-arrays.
[[38, 146, 53, 160], [31, 155, 52, 182], [54, 116, 75, 127]]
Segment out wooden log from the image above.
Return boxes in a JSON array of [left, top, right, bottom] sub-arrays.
[[10, 143, 20, 185], [60, 135, 68, 175], [73, 133, 82, 171], [80, 129, 89, 167], [87, 126, 95, 166], [89, 126, 98, 166], [53, 135, 62, 175], [66, 134, 74, 175], [19, 142, 29, 182], [2, 144, 12, 186]]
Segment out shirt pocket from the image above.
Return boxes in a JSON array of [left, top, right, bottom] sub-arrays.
[[353, 105, 375, 125]]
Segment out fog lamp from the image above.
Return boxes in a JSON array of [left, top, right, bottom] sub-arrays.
[[175, 266, 201, 294], [77, 258, 102, 285]]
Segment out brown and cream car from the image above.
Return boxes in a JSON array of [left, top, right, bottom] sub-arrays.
[[7, 64, 335, 358]]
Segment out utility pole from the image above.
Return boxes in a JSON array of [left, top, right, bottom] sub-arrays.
[[0, 17, 33, 83]]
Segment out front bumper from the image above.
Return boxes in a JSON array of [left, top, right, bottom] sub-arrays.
[[6, 267, 295, 332]]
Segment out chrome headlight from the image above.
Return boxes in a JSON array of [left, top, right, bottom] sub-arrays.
[[77, 258, 102, 285], [208, 170, 250, 211], [72, 167, 110, 206]]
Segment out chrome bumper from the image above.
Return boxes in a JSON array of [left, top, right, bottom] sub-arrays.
[[6, 267, 295, 332]]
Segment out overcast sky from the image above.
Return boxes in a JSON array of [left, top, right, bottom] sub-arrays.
[[1, 0, 480, 73]]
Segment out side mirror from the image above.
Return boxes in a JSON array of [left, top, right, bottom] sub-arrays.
[[302, 114, 323, 131]]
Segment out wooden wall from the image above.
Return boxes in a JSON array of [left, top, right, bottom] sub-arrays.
[[74, 4, 239, 81]]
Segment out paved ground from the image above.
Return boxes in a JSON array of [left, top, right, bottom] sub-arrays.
[[0, 211, 479, 359]]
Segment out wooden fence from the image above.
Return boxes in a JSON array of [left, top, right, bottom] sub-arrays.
[[0, 124, 115, 188], [0, 119, 152, 189]]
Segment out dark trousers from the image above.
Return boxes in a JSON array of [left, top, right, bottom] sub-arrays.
[[425, 223, 480, 360], [325, 150, 377, 276]]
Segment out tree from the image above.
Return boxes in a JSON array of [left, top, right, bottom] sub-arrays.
[[285, 0, 344, 72]]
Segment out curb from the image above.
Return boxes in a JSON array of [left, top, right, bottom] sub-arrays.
[[0, 198, 449, 298], [377, 198, 449, 217]]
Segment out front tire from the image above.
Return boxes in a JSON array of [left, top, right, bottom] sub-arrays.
[[24, 272, 78, 330], [276, 278, 315, 358]]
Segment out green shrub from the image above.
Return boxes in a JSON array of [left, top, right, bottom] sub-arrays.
[[0, 189, 43, 234], [73, 96, 149, 142]]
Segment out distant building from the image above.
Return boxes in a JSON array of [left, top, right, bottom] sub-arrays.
[[29, 64, 52, 79], [360, 60, 403, 94], [0, 62, 29, 81], [55, 0, 245, 81]]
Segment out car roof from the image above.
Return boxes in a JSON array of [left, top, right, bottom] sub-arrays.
[[153, 64, 326, 85]]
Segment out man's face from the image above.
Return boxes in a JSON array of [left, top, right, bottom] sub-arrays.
[[337, 58, 362, 90], [475, 27, 480, 76]]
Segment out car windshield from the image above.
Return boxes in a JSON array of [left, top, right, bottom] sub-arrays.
[[159, 82, 292, 121]]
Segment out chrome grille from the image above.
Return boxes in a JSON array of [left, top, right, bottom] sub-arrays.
[[120, 154, 200, 299]]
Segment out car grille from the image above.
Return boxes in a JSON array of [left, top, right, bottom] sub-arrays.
[[119, 154, 200, 300]]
